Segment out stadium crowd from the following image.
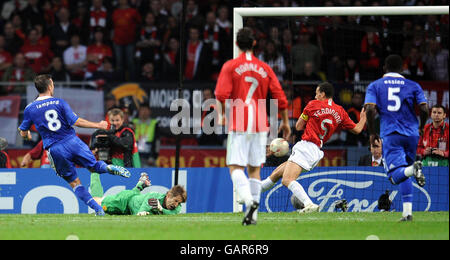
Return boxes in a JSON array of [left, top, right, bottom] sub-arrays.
[[0, 0, 447, 93]]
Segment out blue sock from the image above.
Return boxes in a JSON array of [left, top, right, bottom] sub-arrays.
[[92, 161, 108, 174], [399, 178, 413, 203], [389, 166, 408, 184], [73, 185, 103, 212]]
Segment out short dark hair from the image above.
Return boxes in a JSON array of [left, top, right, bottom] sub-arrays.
[[318, 82, 334, 98], [34, 74, 53, 93], [384, 54, 403, 73], [431, 104, 446, 113], [236, 27, 255, 52]]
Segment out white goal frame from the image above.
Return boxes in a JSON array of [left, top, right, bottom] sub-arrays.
[[231, 5, 449, 213]]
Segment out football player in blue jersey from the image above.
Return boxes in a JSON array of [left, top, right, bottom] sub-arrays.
[[364, 54, 429, 222], [18, 74, 131, 216]]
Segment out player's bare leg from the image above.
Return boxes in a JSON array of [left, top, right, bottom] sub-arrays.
[[229, 165, 258, 225], [281, 161, 319, 213], [261, 161, 287, 192]]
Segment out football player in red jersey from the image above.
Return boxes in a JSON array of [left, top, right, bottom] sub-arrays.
[[215, 27, 291, 225], [261, 82, 367, 213]]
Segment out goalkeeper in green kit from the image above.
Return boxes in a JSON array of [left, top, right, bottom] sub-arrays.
[[91, 172, 187, 215]]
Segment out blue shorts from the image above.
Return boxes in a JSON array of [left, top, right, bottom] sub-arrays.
[[382, 133, 419, 175], [47, 135, 99, 183]]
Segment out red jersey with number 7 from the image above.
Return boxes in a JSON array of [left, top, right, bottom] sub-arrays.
[[215, 52, 288, 133], [300, 99, 356, 148]]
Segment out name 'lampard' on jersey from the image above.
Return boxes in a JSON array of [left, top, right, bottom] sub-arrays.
[[36, 100, 60, 109], [234, 63, 268, 78]]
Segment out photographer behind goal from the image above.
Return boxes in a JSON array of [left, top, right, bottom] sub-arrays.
[[90, 108, 141, 168]]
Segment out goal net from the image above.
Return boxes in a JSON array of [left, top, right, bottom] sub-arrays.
[[232, 5, 449, 213]]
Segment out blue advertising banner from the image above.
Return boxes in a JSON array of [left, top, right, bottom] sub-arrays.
[[0, 167, 447, 214]]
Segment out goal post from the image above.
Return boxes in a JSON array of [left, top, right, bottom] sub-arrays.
[[233, 6, 449, 58], [231, 5, 449, 213]]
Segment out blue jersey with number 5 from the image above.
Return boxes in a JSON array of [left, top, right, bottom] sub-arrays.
[[19, 97, 79, 149], [364, 72, 427, 138]]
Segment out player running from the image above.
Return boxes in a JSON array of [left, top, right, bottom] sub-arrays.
[[260, 82, 367, 213], [364, 54, 428, 222], [91, 172, 187, 215], [215, 27, 291, 225], [18, 74, 131, 216]]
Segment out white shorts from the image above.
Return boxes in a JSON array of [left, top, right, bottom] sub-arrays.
[[226, 132, 267, 167], [288, 140, 324, 172]]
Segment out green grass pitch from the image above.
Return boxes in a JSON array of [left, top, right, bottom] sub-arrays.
[[0, 212, 448, 240]]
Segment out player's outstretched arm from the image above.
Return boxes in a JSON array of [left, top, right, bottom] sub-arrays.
[[74, 118, 108, 130], [349, 107, 367, 135], [278, 109, 291, 140], [364, 104, 379, 145]]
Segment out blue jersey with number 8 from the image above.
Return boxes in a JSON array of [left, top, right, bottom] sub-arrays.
[[364, 73, 427, 138], [19, 96, 79, 149]]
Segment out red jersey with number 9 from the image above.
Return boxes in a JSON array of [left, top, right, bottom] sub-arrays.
[[300, 99, 356, 148], [215, 52, 288, 133]]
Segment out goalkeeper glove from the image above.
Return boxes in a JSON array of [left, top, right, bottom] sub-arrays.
[[148, 198, 163, 214], [137, 211, 149, 216]]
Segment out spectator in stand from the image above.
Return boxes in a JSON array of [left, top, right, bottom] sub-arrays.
[[86, 27, 112, 78], [216, 5, 232, 36], [185, 0, 204, 29], [203, 11, 222, 76], [161, 15, 179, 47], [49, 7, 79, 57], [346, 91, 368, 147], [111, 0, 142, 80], [1, 0, 27, 21], [291, 28, 321, 80], [422, 38, 449, 81], [161, 37, 179, 82], [21, 28, 53, 74], [63, 34, 87, 81], [10, 12, 26, 41], [417, 104, 449, 166], [1, 52, 35, 95], [343, 57, 361, 83], [89, 0, 109, 37], [0, 35, 13, 79], [258, 39, 287, 82], [71, 1, 90, 44], [33, 24, 51, 50], [360, 29, 382, 80], [42, 0, 56, 27], [20, 0, 46, 31], [358, 138, 384, 167], [20, 140, 51, 168], [295, 61, 322, 82], [136, 12, 162, 66], [87, 56, 122, 82], [49, 56, 70, 83], [3, 22, 24, 55], [146, 0, 169, 32], [0, 137, 11, 168], [183, 26, 212, 81], [139, 62, 159, 82], [402, 46, 426, 81], [281, 27, 293, 79]]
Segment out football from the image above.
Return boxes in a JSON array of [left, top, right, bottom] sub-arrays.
[[269, 138, 289, 157]]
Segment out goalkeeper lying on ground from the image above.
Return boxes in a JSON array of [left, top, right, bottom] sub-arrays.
[[90, 172, 187, 215]]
